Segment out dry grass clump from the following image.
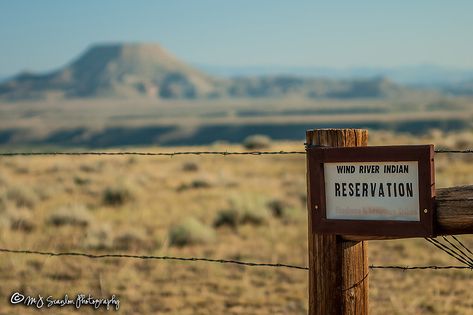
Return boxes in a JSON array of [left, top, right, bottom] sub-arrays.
[[0, 187, 36, 232], [182, 161, 199, 172], [242, 134, 271, 150], [234, 196, 269, 225], [268, 199, 303, 224], [169, 217, 215, 247], [84, 225, 157, 250], [0, 194, 6, 212], [453, 132, 473, 149], [6, 208, 35, 232], [189, 177, 214, 189], [79, 161, 105, 173], [267, 198, 291, 218], [113, 229, 153, 250], [48, 204, 92, 227], [33, 185, 56, 201], [177, 174, 215, 191], [6, 186, 38, 208], [1, 207, 36, 232], [213, 208, 239, 229], [102, 183, 135, 206], [214, 196, 269, 228], [127, 157, 137, 165], [83, 224, 113, 249], [14, 165, 30, 174], [0, 174, 7, 187], [73, 175, 91, 186]]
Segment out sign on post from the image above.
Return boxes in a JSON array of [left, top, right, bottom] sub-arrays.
[[307, 145, 435, 237]]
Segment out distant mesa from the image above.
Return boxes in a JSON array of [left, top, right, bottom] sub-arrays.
[[0, 43, 426, 100], [0, 43, 221, 100]]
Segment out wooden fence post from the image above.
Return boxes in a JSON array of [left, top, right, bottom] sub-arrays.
[[306, 129, 369, 315]]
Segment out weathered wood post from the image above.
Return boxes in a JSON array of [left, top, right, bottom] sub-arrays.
[[306, 129, 369, 315]]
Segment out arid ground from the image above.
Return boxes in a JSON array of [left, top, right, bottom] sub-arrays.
[[0, 130, 472, 314]]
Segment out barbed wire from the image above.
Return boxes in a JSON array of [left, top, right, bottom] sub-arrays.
[[451, 235, 473, 257], [0, 151, 306, 157], [369, 265, 471, 270], [425, 238, 470, 267], [0, 149, 472, 157], [0, 248, 308, 270], [0, 248, 471, 271], [441, 236, 473, 266], [342, 272, 369, 291], [1, 148, 473, 272], [425, 237, 473, 269], [435, 149, 473, 154]]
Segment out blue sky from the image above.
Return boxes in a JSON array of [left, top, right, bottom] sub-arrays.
[[1, 1, 472, 75]]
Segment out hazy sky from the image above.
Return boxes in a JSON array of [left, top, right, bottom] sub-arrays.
[[1, 1, 472, 75]]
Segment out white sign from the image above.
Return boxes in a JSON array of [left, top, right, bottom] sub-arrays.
[[324, 161, 420, 221]]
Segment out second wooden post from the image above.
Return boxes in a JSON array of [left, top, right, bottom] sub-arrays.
[[306, 129, 369, 315]]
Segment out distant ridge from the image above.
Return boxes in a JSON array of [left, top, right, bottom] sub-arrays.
[[200, 64, 473, 86], [0, 43, 434, 100]]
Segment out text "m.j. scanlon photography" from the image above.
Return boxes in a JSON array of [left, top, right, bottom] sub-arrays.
[[10, 292, 120, 310]]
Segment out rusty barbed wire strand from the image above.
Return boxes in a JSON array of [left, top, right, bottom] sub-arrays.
[[451, 235, 473, 257], [0, 248, 471, 271], [433, 237, 473, 268], [441, 236, 473, 266], [425, 238, 469, 267], [0, 148, 472, 273], [425, 238, 473, 268], [342, 272, 370, 291], [0, 149, 473, 157], [0, 149, 472, 157], [0, 151, 306, 157], [0, 248, 308, 270], [434, 149, 473, 153], [369, 265, 471, 270]]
